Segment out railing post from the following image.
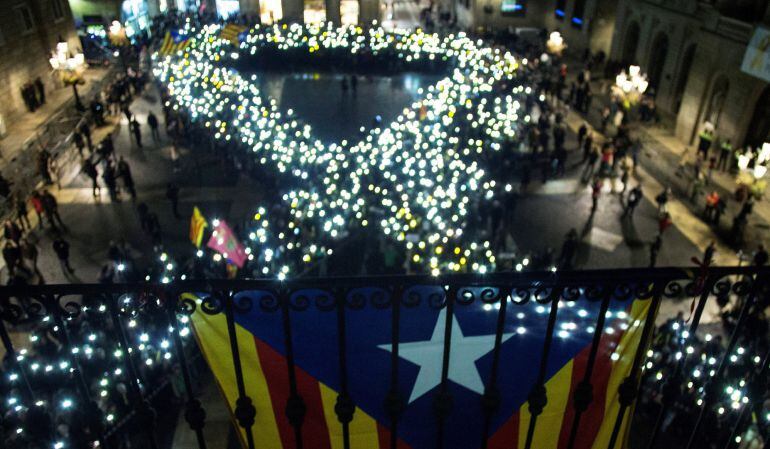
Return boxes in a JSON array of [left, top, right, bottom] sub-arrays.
[[386, 286, 404, 449], [223, 290, 257, 449], [48, 294, 109, 449], [522, 284, 562, 449], [434, 285, 457, 449], [106, 292, 159, 449], [164, 289, 208, 449], [334, 287, 354, 449], [606, 287, 663, 449], [281, 288, 306, 448], [480, 287, 508, 449], [0, 311, 36, 401], [565, 286, 615, 449]]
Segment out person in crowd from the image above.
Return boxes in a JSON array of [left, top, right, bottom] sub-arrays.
[[166, 183, 181, 219], [717, 138, 732, 172], [130, 118, 143, 148], [102, 161, 120, 202], [655, 187, 671, 214], [14, 193, 31, 230], [117, 157, 137, 200], [41, 190, 65, 230], [147, 111, 160, 142], [623, 185, 643, 218], [73, 130, 86, 158], [753, 244, 768, 266], [52, 234, 73, 274], [82, 158, 100, 198]]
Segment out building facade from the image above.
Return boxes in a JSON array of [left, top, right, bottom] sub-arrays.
[[0, 0, 80, 135], [455, 0, 619, 56], [609, 0, 770, 148]]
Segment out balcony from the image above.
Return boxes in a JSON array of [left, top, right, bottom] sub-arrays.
[[0, 267, 768, 449]]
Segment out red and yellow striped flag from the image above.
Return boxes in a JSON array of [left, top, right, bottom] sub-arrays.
[[189, 206, 207, 248], [159, 30, 191, 56], [221, 24, 248, 45]]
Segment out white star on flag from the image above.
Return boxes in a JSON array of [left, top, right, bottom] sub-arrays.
[[378, 308, 514, 403]]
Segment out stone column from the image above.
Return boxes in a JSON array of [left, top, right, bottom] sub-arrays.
[[325, 0, 341, 24], [282, 0, 304, 22], [358, 0, 380, 24], [239, 0, 260, 16]]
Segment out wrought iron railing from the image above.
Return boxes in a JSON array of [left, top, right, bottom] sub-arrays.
[[0, 267, 768, 449]]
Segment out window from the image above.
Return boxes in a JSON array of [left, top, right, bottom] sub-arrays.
[[15, 5, 35, 32], [555, 0, 566, 19], [571, 0, 586, 28], [500, 0, 526, 16], [52, 0, 65, 20]]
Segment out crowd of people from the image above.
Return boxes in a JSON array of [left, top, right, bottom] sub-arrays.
[[0, 292, 199, 449], [638, 301, 770, 449], [0, 10, 768, 449]]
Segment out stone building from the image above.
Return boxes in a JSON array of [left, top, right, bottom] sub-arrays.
[[455, 0, 619, 56], [609, 0, 770, 148], [0, 0, 80, 135]]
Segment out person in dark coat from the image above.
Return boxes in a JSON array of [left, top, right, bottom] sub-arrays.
[[82, 158, 100, 197], [166, 183, 180, 219], [117, 157, 136, 200], [52, 235, 73, 274], [147, 111, 160, 142]]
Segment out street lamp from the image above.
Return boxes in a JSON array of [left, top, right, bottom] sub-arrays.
[[546, 31, 566, 55], [109, 20, 129, 71], [49, 41, 86, 112], [612, 65, 649, 106]]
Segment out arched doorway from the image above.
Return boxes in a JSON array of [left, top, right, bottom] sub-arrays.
[[745, 85, 770, 148], [647, 32, 669, 94], [704, 76, 729, 129], [621, 21, 640, 65], [673, 44, 696, 114]]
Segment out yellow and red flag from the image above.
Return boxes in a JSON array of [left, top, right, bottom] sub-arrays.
[[221, 24, 248, 45], [189, 206, 207, 248], [159, 30, 191, 56], [188, 285, 652, 449]]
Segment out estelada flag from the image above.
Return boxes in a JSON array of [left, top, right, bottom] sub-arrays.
[[221, 23, 248, 45], [189, 206, 208, 248], [159, 30, 191, 56], [189, 286, 652, 449], [206, 219, 247, 268]]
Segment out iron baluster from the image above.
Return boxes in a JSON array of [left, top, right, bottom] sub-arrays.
[[523, 285, 562, 449], [386, 286, 404, 449], [223, 290, 258, 449], [605, 288, 663, 449], [565, 287, 614, 449], [479, 287, 508, 449], [334, 289, 354, 449], [281, 289, 306, 448], [434, 286, 457, 449], [165, 289, 207, 449]]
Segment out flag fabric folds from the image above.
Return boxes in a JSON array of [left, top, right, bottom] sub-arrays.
[[206, 219, 247, 268], [159, 30, 191, 56], [221, 24, 248, 45], [190, 287, 651, 449]]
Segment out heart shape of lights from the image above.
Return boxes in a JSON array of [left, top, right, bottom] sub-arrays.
[[154, 23, 525, 277]]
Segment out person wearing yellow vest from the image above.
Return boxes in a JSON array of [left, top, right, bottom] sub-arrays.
[[697, 129, 714, 158], [717, 138, 733, 172]]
